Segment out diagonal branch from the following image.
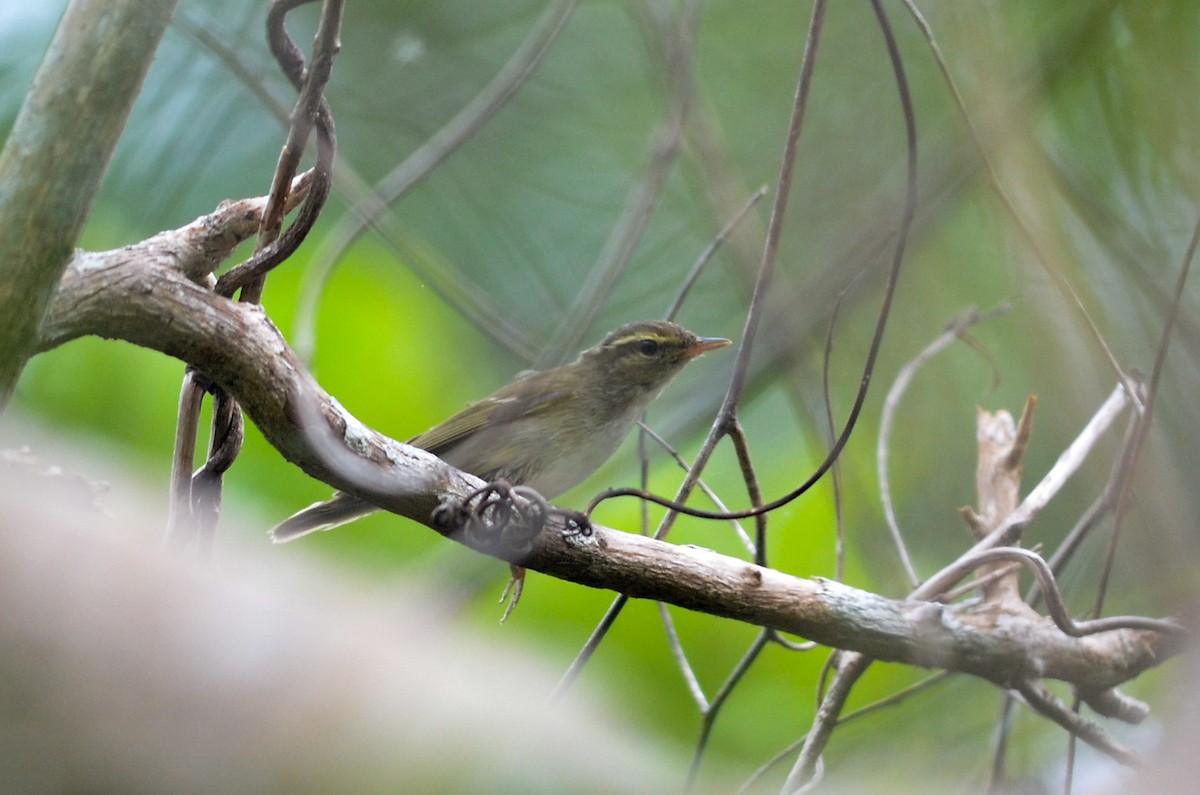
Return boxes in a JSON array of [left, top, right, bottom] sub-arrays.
[[36, 208, 1184, 703]]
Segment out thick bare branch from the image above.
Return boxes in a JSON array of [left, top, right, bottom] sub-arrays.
[[35, 222, 1182, 699], [41, 229, 475, 525]]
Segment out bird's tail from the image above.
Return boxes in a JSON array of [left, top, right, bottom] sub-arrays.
[[269, 492, 377, 543]]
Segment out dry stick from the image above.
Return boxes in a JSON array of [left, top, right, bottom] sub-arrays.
[[175, 5, 391, 301], [553, 0, 708, 696], [657, 600, 709, 710], [172, 12, 292, 123], [944, 548, 1183, 638], [770, 631, 817, 653], [294, 0, 578, 363], [582, 0, 914, 532], [166, 372, 205, 546], [628, 189, 768, 706], [553, 28, 699, 694], [163, 16, 321, 547], [647, 185, 769, 553], [637, 427, 654, 542], [1056, 206, 1200, 785], [584, 0, 831, 524], [878, 307, 1005, 589], [964, 399, 1037, 607], [983, 492, 1108, 780], [1023, 415, 1139, 609], [937, 561, 1023, 604], [167, 0, 341, 548], [190, 390, 244, 560], [45, 241, 1183, 694], [537, 0, 700, 369], [784, 651, 866, 793], [899, 0, 1141, 411], [665, 185, 769, 322], [686, 629, 773, 793], [727, 418, 768, 565], [914, 383, 1132, 601], [216, 0, 340, 298], [681, 417, 773, 785], [556, 0, 830, 699], [818, 273, 860, 585], [988, 694, 1018, 794], [636, 422, 756, 555], [741, 671, 952, 792], [939, 384, 1146, 786], [646, 186, 768, 703], [1091, 207, 1200, 618], [1013, 680, 1140, 767], [173, 10, 442, 347], [643, 188, 779, 725], [550, 591, 627, 699], [1053, 158, 1200, 366], [784, 0, 922, 784]]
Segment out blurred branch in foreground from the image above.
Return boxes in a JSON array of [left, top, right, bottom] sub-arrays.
[[0, 440, 681, 794]]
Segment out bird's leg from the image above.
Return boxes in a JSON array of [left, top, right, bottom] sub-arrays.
[[432, 481, 557, 622], [499, 564, 525, 624]]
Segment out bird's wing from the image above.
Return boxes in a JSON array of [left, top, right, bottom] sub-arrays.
[[409, 370, 569, 455]]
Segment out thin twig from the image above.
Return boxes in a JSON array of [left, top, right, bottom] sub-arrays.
[[879, 307, 1006, 588], [914, 382, 1133, 601], [665, 185, 768, 322], [686, 629, 772, 793], [658, 601, 709, 710], [537, 0, 700, 368], [551, 592, 629, 700], [172, 11, 293, 124], [820, 273, 864, 584], [1092, 206, 1200, 617], [190, 390, 243, 559], [165, 371, 205, 547], [768, 631, 817, 652], [726, 418, 768, 565], [1013, 680, 1141, 767], [294, 0, 578, 362], [944, 547, 1184, 638], [589, 0, 831, 544], [551, 0, 710, 695], [585, 0, 917, 533], [988, 695, 1017, 793], [168, 0, 342, 550], [899, 0, 1142, 410], [637, 422, 756, 555], [784, 651, 870, 791], [215, 0, 340, 297], [1023, 414, 1138, 609], [937, 561, 1023, 604]]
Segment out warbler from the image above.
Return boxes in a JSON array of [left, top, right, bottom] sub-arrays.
[[271, 320, 731, 542]]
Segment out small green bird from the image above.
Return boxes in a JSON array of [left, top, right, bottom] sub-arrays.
[[271, 320, 731, 542]]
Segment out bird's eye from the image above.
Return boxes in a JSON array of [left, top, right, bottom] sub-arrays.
[[638, 338, 659, 356]]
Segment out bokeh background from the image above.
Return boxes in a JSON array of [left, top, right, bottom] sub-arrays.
[[4, 1, 1199, 790]]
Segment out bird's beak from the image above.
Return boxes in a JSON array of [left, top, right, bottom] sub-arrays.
[[686, 336, 732, 358]]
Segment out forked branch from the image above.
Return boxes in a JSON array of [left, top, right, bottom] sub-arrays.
[[35, 198, 1184, 707]]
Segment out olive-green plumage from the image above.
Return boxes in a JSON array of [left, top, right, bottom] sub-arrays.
[[271, 320, 730, 542]]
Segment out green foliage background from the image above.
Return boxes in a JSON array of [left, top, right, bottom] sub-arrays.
[[4, 0, 1199, 789]]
